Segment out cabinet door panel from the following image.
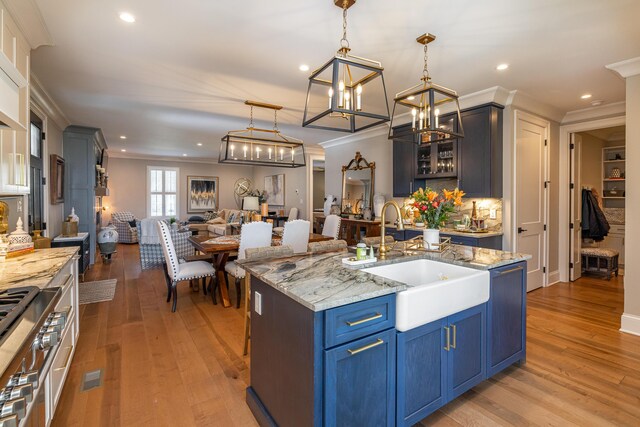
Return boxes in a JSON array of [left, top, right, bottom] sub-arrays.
[[324, 328, 396, 427], [448, 305, 486, 400], [397, 318, 447, 426], [459, 108, 491, 197], [487, 262, 526, 376], [393, 138, 417, 197]]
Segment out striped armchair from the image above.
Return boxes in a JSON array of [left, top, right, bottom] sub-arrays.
[[137, 222, 195, 270], [112, 211, 139, 244]]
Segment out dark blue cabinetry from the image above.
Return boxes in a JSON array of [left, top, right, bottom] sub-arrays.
[[325, 328, 396, 427], [396, 304, 485, 426], [386, 227, 503, 250], [487, 262, 527, 376]]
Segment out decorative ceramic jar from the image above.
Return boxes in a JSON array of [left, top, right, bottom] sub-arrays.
[[423, 228, 440, 250], [324, 195, 335, 216], [97, 225, 118, 263], [8, 218, 32, 245], [68, 207, 79, 223], [362, 207, 372, 221]]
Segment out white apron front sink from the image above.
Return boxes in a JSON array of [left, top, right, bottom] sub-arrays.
[[362, 259, 490, 331]]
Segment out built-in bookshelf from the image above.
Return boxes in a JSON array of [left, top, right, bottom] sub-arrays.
[[601, 146, 625, 208]]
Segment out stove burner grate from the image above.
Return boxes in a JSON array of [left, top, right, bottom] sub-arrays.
[[0, 287, 40, 339]]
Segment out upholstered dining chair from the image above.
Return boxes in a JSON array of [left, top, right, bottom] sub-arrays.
[[157, 221, 217, 312], [273, 207, 300, 234], [225, 221, 273, 308], [281, 219, 311, 254], [321, 214, 341, 239]]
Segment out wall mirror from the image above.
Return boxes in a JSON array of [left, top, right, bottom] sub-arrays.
[[341, 152, 375, 216]]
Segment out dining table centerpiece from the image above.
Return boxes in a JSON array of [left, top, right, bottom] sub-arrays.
[[411, 187, 465, 249]]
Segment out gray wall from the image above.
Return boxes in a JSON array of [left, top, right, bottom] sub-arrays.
[[579, 133, 605, 193], [252, 165, 308, 220], [47, 120, 65, 237], [105, 157, 252, 221], [313, 170, 325, 210]]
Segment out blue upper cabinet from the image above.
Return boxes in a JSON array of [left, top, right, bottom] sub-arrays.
[[392, 124, 418, 197], [324, 328, 396, 427], [487, 262, 527, 376], [458, 104, 504, 198]]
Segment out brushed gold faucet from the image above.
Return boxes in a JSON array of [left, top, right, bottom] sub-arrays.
[[379, 201, 404, 259]]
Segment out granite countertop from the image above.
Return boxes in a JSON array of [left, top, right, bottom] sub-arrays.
[[0, 247, 79, 290], [388, 225, 503, 238], [240, 245, 530, 312]]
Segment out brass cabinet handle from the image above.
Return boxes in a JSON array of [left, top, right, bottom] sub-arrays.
[[347, 338, 384, 355], [444, 326, 451, 351], [451, 324, 457, 349], [497, 266, 524, 276], [345, 312, 382, 327]]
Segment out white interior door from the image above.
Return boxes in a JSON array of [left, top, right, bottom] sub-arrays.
[[516, 114, 548, 292], [570, 134, 582, 280]]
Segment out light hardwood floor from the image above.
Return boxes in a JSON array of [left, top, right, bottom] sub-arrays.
[[53, 244, 640, 426]]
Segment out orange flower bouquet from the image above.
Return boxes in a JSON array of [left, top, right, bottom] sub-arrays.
[[411, 187, 464, 229]]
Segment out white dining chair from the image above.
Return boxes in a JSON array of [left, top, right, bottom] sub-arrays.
[[225, 221, 273, 308], [157, 221, 217, 312], [281, 220, 311, 254], [287, 207, 298, 221], [322, 214, 341, 239]]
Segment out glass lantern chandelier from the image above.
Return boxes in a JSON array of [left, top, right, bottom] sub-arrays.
[[219, 101, 306, 168], [388, 33, 464, 144], [302, 0, 390, 133]]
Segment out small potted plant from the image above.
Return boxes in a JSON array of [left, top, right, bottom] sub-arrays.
[[169, 217, 177, 229], [412, 187, 464, 248]]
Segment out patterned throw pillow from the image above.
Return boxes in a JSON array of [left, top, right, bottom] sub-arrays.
[[203, 211, 218, 221], [227, 212, 236, 224]]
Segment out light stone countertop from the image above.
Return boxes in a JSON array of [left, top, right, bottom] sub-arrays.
[[0, 247, 78, 290], [240, 245, 530, 312]]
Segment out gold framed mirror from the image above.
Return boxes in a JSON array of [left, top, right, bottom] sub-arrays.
[[341, 152, 375, 216]]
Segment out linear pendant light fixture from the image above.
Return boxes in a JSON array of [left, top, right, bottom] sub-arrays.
[[388, 33, 464, 144], [219, 101, 306, 168], [302, 0, 390, 133]]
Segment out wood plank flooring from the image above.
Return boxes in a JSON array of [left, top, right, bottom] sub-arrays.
[[53, 245, 640, 426]]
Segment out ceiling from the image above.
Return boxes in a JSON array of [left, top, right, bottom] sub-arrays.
[[31, 0, 640, 160], [582, 125, 626, 142]]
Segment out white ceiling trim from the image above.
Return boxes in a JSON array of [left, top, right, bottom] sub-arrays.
[[30, 73, 70, 130], [606, 57, 640, 79], [108, 151, 251, 166], [561, 101, 626, 125], [506, 90, 565, 123], [3, 0, 53, 49]]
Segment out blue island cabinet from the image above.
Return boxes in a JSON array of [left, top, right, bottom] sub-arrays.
[[396, 304, 485, 426]]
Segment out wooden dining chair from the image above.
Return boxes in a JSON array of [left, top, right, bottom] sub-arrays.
[[242, 245, 294, 355], [281, 219, 311, 253], [225, 221, 273, 308], [157, 221, 217, 312]]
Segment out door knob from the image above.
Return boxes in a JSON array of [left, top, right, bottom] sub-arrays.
[[518, 227, 527, 234]]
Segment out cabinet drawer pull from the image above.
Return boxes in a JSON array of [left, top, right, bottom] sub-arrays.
[[451, 324, 457, 349], [347, 338, 384, 355], [444, 326, 451, 351], [54, 345, 74, 372], [497, 266, 524, 276], [345, 313, 382, 327]]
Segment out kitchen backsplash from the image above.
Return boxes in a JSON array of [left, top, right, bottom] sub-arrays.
[[448, 198, 503, 231]]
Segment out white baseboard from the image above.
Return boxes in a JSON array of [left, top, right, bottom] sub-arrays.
[[547, 270, 560, 286], [620, 313, 640, 336]]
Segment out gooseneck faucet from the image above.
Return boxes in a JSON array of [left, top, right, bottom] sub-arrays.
[[379, 201, 404, 259]]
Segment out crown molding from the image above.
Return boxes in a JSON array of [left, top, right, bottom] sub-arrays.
[[561, 101, 625, 125], [506, 90, 565, 123], [304, 145, 325, 156], [3, 0, 54, 49], [606, 56, 640, 79], [30, 73, 70, 130], [108, 151, 254, 166]]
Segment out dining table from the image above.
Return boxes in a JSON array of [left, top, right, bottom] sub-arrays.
[[187, 232, 333, 307]]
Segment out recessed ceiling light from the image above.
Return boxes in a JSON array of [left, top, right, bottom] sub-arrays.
[[119, 12, 135, 23], [121, 149, 126, 152], [197, 142, 203, 146], [581, 93, 592, 99], [182, 153, 187, 157], [591, 100, 603, 106], [496, 63, 509, 71], [299, 64, 310, 72], [407, 96, 415, 100], [119, 135, 127, 139]]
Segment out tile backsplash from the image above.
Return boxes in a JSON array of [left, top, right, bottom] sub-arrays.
[[448, 198, 503, 231]]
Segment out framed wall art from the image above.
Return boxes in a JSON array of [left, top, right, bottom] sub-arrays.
[[50, 154, 65, 204], [187, 176, 219, 213], [264, 174, 285, 206]]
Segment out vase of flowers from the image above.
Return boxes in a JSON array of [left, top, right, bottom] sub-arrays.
[[411, 187, 465, 249]]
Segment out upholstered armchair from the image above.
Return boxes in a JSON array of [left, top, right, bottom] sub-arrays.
[[111, 211, 139, 244]]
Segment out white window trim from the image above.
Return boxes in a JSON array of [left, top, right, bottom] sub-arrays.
[[146, 166, 180, 218]]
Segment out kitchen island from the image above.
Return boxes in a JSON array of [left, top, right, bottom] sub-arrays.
[[241, 245, 530, 426]]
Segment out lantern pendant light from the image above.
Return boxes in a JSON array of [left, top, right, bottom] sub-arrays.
[[219, 101, 306, 168], [388, 33, 464, 144], [302, 0, 390, 133]]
